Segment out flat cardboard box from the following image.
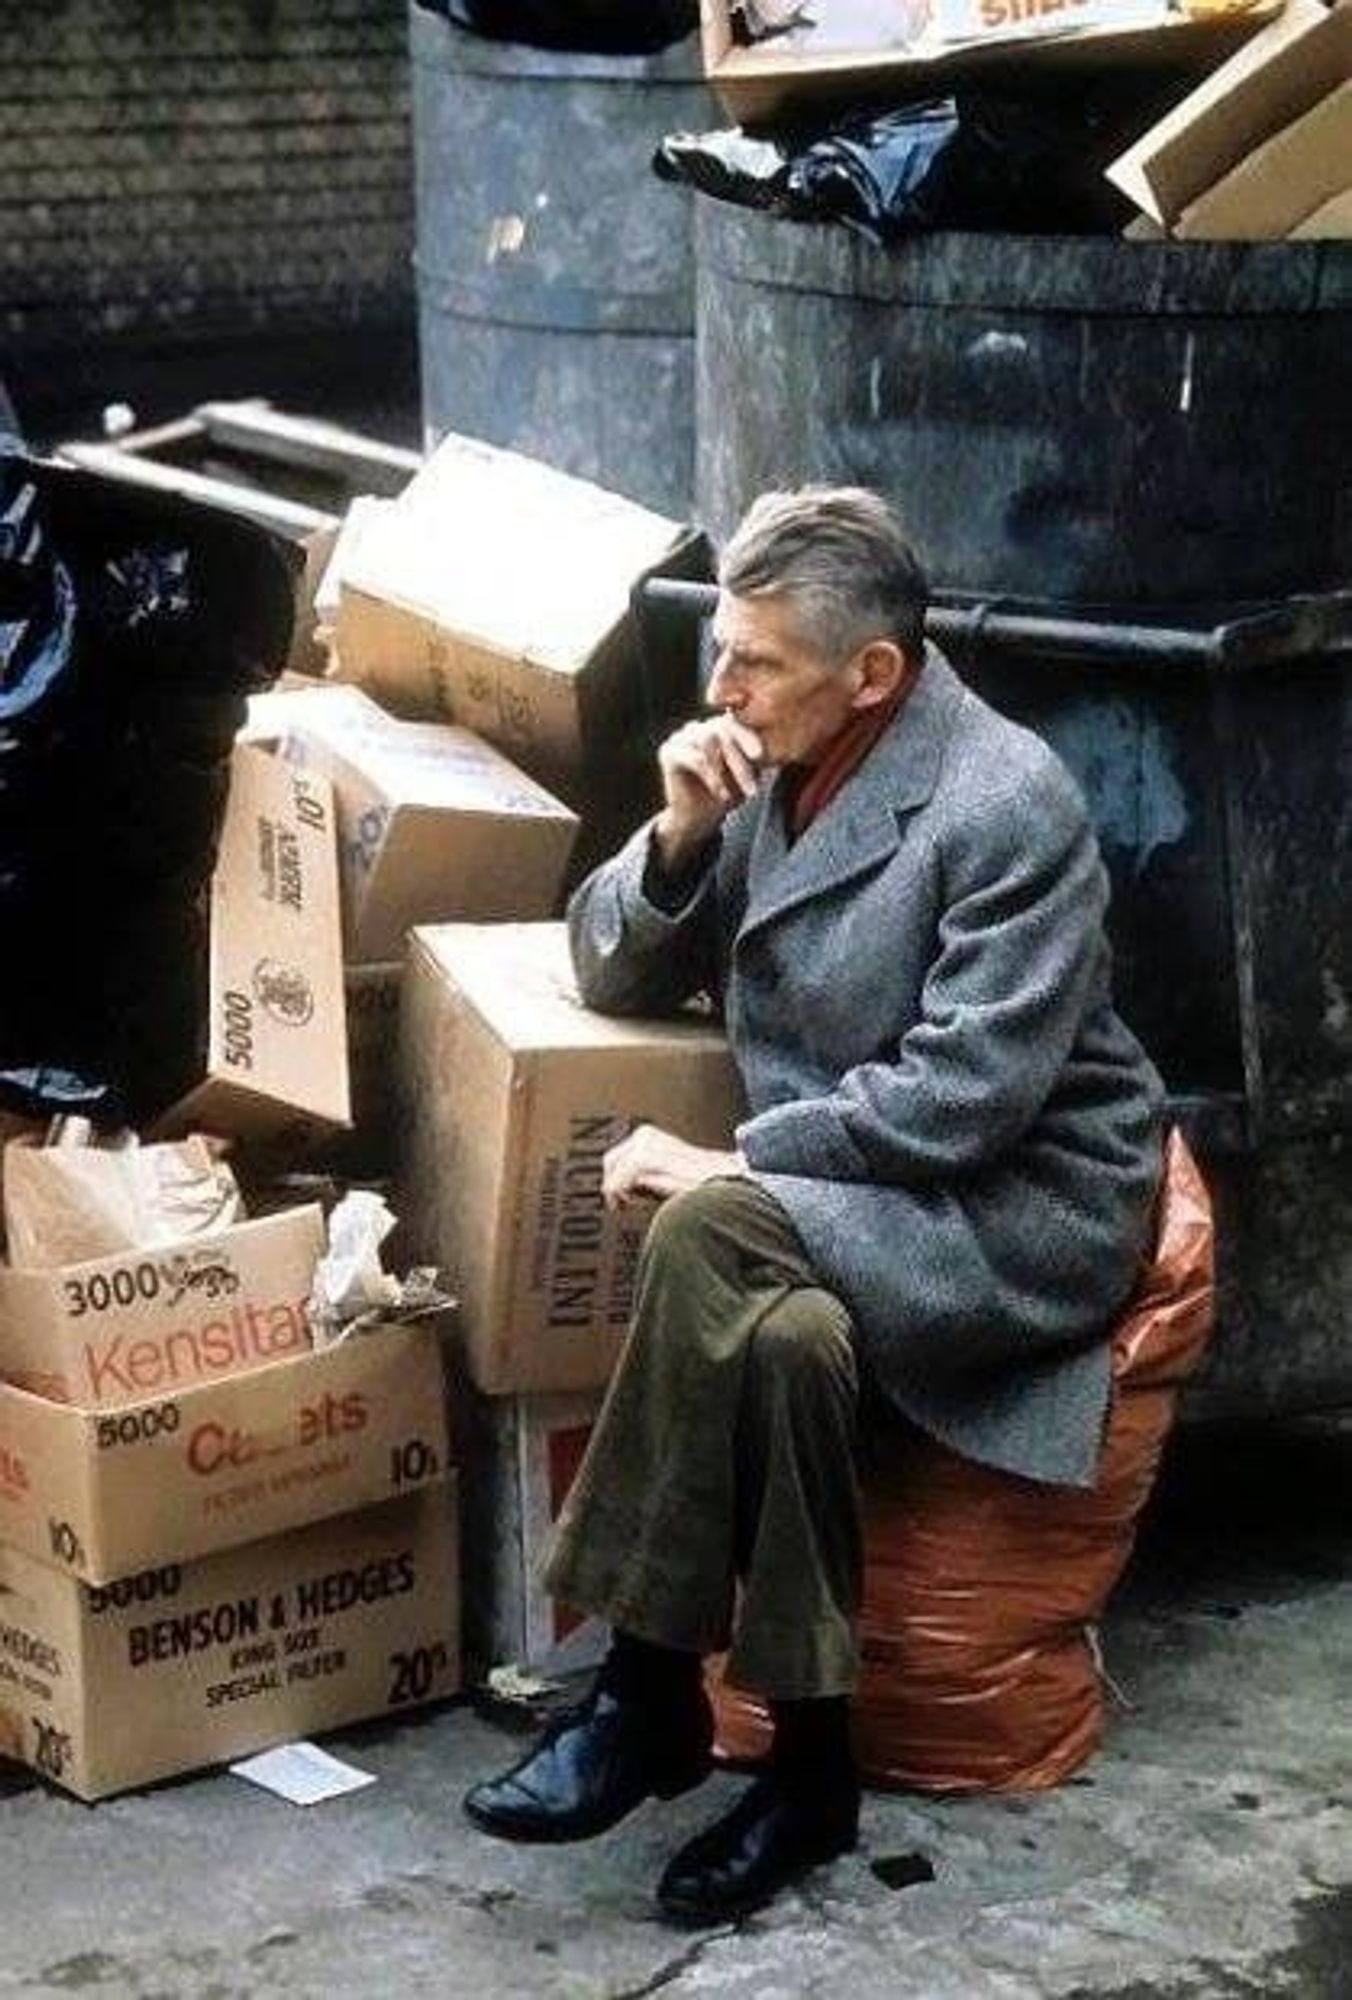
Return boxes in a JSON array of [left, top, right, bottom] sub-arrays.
[[1105, 0, 1348, 227], [699, 0, 1276, 123], [454, 1387, 603, 1678], [1176, 79, 1352, 235], [325, 434, 708, 859], [154, 743, 351, 1145], [0, 1321, 450, 1583], [0, 1204, 324, 1410], [0, 1482, 459, 1799], [399, 924, 745, 1396], [279, 685, 578, 963]]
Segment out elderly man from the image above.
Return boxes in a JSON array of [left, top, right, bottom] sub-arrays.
[[465, 487, 1164, 1923]]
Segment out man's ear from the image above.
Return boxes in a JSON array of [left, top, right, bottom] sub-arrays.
[[849, 639, 909, 711]]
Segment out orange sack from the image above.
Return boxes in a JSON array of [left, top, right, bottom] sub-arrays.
[[711, 1128, 1216, 1792]]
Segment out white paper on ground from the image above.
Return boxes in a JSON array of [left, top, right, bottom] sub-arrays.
[[229, 1742, 377, 1805]]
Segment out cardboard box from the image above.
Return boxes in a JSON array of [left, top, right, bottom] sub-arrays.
[[1106, 0, 1349, 228], [933, 0, 1169, 47], [0, 1321, 450, 1583], [0, 1204, 324, 1410], [699, 0, 1276, 123], [455, 1388, 604, 1679], [154, 743, 351, 1145], [325, 434, 708, 850], [0, 1483, 459, 1799], [279, 685, 578, 963], [1176, 79, 1352, 236], [399, 923, 745, 1396], [1291, 186, 1352, 233]]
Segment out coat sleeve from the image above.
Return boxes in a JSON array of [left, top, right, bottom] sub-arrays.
[[737, 760, 1110, 1183], [566, 819, 722, 1017]]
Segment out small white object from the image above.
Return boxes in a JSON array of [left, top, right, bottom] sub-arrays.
[[229, 1741, 377, 1806], [101, 401, 137, 438]]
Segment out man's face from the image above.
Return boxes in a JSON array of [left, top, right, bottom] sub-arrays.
[[707, 591, 863, 769]]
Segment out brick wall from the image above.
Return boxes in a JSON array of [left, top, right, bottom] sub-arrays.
[[0, 0, 414, 357]]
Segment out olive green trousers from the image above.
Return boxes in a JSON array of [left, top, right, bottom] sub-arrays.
[[541, 1177, 863, 1699]]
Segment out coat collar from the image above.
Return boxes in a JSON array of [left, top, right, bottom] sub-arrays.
[[736, 644, 966, 944]]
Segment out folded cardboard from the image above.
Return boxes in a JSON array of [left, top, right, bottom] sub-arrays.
[[0, 1482, 459, 1799], [306, 962, 406, 1180], [1106, 0, 1348, 227], [1176, 78, 1352, 235], [0, 1321, 450, 1583], [154, 742, 351, 1145], [455, 1387, 603, 1678], [399, 923, 745, 1397], [0, 1204, 324, 1410], [279, 685, 578, 963], [325, 434, 707, 852], [699, 0, 1276, 122]]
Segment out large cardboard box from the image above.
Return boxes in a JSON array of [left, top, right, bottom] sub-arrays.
[[699, 0, 1276, 123], [154, 743, 350, 1145], [0, 1204, 324, 1410], [399, 923, 745, 1396], [279, 685, 578, 963], [1106, 0, 1349, 229], [325, 435, 708, 870], [0, 1322, 451, 1583], [455, 1388, 604, 1679], [0, 1482, 459, 1799]]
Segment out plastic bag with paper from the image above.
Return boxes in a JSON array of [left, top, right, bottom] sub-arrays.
[[3, 1130, 242, 1269]]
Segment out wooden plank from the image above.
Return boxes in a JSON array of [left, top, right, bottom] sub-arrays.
[[195, 401, 421, 496], [53, 440, 336, 537]]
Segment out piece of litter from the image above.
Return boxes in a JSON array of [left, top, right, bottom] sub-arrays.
[[229, 1742, 377, 1805]]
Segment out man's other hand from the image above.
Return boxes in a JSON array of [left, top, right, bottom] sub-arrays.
[[652, 715, 764, 872], [602, 1124, 747, 1210]]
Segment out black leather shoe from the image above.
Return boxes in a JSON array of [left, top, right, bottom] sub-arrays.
[[463, 1687, 713, 1844], [657, 1772, 859, 1924]]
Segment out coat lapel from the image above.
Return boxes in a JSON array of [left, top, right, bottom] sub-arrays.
[[737, 646, 966, 947]]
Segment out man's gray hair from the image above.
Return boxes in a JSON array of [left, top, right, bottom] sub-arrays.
[[718, 486, 928, 662]]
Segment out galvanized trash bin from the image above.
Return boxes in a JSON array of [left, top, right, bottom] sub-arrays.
[[692, 205, 1352, 1418], [409, 3, 714, 518]]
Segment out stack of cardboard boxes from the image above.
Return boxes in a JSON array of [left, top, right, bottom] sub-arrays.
[[397, 923, 745, 1676], [0, 751, 460, 1797]]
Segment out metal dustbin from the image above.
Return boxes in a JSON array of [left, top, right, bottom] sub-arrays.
[[410, 4, 713, 518], [687, 209, 1352, 1415]]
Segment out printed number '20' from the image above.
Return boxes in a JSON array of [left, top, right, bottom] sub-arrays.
[[387, 1646, 446, 1706]]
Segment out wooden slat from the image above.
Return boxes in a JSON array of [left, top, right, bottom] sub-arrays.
[[53, 442, 336, 537], [195, 402, 421, 495]]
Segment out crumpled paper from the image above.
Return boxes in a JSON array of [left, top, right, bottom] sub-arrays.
[[307, 1189, 455, 1347]]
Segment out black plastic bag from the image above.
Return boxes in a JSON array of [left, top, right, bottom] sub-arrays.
[[0, 441, 298, 1118], [655, 79, 1183, 240], [415, 0, 699, 54]]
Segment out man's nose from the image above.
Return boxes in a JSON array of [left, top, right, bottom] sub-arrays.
[[706, 654, 739, 709]]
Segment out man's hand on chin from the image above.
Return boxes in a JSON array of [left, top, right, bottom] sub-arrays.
[[602, 1125, 747, 1210]]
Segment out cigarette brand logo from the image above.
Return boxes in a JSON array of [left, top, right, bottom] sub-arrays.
[[252, 958, 314, 1027]]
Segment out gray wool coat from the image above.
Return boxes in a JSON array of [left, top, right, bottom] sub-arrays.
[[568, 647, 1165, 1488]]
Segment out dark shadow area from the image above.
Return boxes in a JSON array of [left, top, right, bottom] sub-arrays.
[[1116, 1414, 1352, 1615]]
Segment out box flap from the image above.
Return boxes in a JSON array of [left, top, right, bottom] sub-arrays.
[[1176, 79, 1352, 236], [1105, 0, 1346, 225]]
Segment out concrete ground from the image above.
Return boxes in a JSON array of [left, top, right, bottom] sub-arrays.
[[0, 1417, 1346, 2000]]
